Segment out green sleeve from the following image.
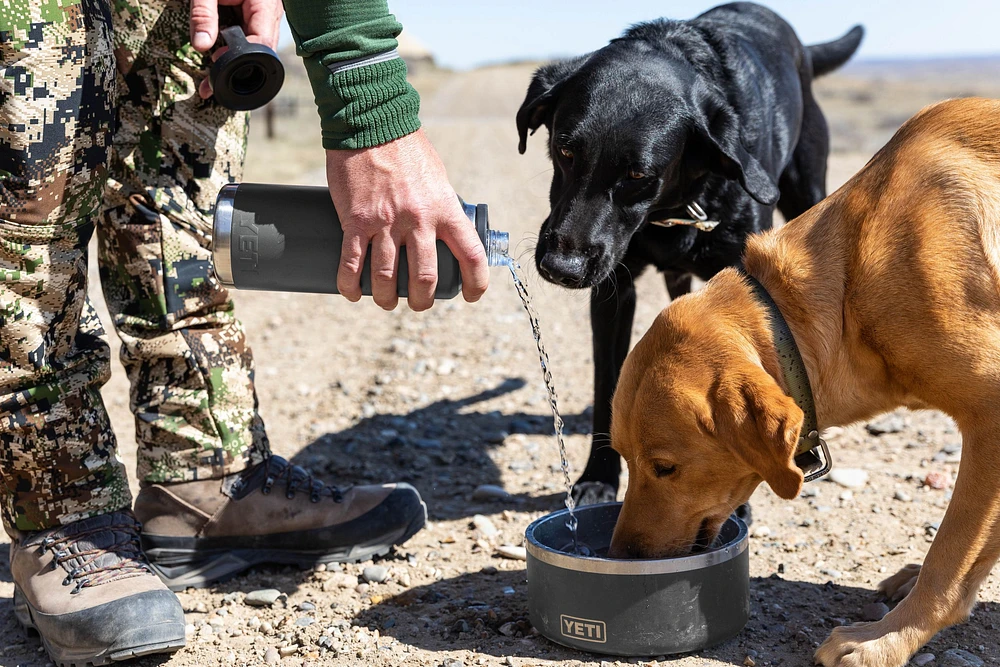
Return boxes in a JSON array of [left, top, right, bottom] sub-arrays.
[[282, 0, 421, 150]]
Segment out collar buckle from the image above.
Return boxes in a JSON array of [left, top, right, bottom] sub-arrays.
[[795, 430, 832, 482], [648, 201, 721, 232]]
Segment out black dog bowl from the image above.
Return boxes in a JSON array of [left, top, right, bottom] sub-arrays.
[[525, 502, 749, 656]]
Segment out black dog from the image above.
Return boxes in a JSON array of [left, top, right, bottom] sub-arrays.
[[517, 2, 862, 505]]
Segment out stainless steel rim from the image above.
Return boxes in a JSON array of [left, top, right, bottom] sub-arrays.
[[525, 503, 748, 575], [213, 184, 238, 286]]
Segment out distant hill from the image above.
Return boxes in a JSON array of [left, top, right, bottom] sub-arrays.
[[842, 55, 1000, 79]]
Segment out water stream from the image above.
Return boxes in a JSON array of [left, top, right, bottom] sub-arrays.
[[506, 260, 590, 555]]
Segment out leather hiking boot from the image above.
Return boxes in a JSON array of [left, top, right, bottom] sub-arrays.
[[10, 511, 186, 666], [135, 455, 427, 590]]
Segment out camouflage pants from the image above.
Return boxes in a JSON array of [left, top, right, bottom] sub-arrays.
[[0, 0, 269, 532]]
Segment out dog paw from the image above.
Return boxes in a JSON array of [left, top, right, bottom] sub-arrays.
[[814, 623, 913, 667], [879, 563, 921, 602], [571, 481, 617, 506]]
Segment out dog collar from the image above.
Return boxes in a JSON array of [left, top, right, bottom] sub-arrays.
[[648, 202, 720, 232], [743, 273, 832, 482]]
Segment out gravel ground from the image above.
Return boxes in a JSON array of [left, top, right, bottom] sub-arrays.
[[2, 60, 1000, 667]]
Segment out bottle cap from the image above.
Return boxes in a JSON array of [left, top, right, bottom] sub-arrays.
[[209, 26, 285, 111]]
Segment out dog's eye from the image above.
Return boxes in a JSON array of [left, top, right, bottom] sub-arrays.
[[653, 463, 677, 478], [559, 147, 574, 160], [627, 169, 647, 180]]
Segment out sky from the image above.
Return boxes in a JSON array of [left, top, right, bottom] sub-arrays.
[[279, 1, 1000, 70]]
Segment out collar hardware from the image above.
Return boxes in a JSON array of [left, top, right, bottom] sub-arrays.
[[743, 274, 832, 483], [649, 201, 720, 232]]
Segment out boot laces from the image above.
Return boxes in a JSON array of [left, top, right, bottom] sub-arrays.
[[37, 515, 151, 593], [259, 455, 343, 503]]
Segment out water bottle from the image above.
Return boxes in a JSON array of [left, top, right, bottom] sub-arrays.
[[212, 183, 510, 298]]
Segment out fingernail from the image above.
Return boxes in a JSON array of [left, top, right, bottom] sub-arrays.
[[193, 31, 212, 50]]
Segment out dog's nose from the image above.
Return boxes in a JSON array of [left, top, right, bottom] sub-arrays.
[[538, 251, 588, 287]]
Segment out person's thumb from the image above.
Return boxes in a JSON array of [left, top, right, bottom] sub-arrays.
[[189, 0, 219, 52]]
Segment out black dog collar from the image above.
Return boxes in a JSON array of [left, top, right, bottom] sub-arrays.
[[743, 273, 832, 482]]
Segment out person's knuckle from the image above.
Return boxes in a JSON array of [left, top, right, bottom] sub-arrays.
[[372, 267, 396, 284], [339, 256, 362, 274], [412, 270, 437, 288], [189, 5, 215, 22]]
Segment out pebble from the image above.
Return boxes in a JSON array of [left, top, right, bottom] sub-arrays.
[[245, 589, 282, 607], [184, 623, 196, 637], [912, 654, 936, 666], [362, 566, 389, 583], [801, 487, 821, 498], [866, 415, 906, 435], [441, 660, 465, 667], [925, 472, 950, 490], [298, 601, 316, 612], [828, 468, 869, 489], [894, 490, 913, 502], [472, 485, 510, 501], [496, 545, 527, 560], [279, 645, 299, 657], [861, 602, 890, 621], [321, 573, 356, 592], [839, 490, 854, 501], [473, 514, 500, 538], [193, 601, 208, 613], [356, 583, 370, 594], [744, 657, 756, 667], [751, 525, 771, 538], [940, 649, 983, 667], [295, 617, 315, 627], [264, 647, 280, 664]]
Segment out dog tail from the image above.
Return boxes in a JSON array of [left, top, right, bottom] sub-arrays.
[[808, 25, 864, 77]]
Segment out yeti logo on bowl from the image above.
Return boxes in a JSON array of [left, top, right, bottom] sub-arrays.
[[560, 614, 607, 643]]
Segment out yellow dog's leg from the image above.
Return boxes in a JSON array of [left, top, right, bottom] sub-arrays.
[[815, 423, 1000, 667]]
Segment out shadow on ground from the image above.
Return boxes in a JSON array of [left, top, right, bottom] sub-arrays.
[[352, 572, 1000, 664], [290, 378, 592, 522]]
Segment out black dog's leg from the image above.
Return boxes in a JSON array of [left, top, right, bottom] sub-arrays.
[[572, 268, 637, 506], [664, 270, 692, 300], [777, 93, 829, 222]]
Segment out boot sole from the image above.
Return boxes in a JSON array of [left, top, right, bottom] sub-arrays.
[[13, 586, 185, 667], [145, 497, 427, 591]]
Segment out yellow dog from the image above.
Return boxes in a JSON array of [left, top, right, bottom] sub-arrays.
[[607, 97, 1000, 666]]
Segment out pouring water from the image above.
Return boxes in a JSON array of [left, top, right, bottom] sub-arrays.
[[504, 258, 591, 556]]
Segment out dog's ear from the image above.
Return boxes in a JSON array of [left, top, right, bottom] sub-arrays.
[[712, 364, 803, 499], [692, 93, 780, 206], [516, 56, 589, 154]]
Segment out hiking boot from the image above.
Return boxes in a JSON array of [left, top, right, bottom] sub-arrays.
[[10, 511, 186, 666], [135, 454, 427, 590]]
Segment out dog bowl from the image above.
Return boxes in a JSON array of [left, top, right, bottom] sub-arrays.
[[525, 502, 749, 656]]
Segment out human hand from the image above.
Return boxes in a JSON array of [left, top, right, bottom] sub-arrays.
[[326, 129, 490, 311], [189, 0, 283, 99]]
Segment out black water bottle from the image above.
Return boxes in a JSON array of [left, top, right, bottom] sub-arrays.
[[212, 183, 510, 298]]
